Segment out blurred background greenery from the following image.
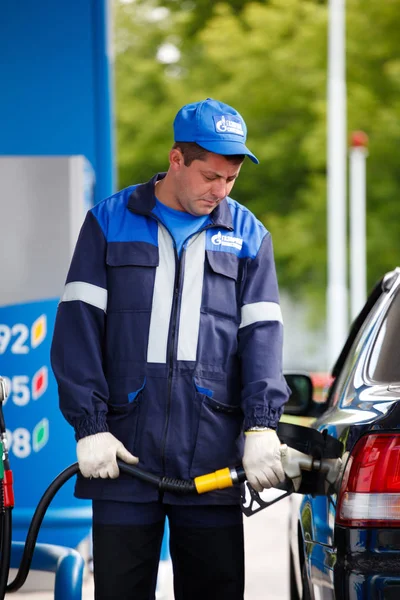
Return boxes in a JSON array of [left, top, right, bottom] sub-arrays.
[[113, 0, 400, 324]]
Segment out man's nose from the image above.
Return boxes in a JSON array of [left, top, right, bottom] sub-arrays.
[[211, 180, 227, 200]]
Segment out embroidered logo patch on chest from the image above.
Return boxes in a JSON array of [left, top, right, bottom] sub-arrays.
[[211, 231, 243, 251]]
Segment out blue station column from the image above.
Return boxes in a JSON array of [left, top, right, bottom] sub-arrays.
[[0, 0, 114, 548]]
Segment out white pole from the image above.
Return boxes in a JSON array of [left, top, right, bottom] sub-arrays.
[[327, 0, 348, 366], [350, 131, 368, 320]]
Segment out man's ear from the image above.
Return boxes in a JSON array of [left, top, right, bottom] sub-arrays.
[[169, 148, 184, 171]]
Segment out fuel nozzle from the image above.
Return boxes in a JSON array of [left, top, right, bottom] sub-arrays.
[[0, 377, 8, 404], [0, 377, 9, 457], [280, 444, 343, 493]]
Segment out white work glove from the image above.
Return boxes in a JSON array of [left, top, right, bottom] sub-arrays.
[[242, 428, 285, 492], [77, 432, 139, 479]]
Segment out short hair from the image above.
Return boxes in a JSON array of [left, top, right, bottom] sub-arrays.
[[173, 142, 245, 167]]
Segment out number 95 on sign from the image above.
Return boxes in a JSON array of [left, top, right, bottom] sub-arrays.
[[6, 419, 49, 458], [1, 367, 48, 406]]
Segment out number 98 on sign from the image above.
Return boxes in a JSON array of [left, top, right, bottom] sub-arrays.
[[6, 419, 49, 458]]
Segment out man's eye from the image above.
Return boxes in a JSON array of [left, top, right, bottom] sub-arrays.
[[204, 175, 215, 181]]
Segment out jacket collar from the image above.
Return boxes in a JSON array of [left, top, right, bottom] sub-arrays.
[[127, 173, 163, 215], [127, 172, 233, 230], [209, 197, 233, 230]]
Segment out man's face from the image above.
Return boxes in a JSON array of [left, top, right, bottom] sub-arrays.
[[171, 150, 242, 216]]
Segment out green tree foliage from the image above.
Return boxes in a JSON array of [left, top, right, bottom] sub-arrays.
[[114, 0, 400, 321], [135, 0, 271, 36]]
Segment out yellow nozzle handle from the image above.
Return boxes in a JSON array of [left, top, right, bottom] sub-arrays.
[[194, 467, 240, 494]]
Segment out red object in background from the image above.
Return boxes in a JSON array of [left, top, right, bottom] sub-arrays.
[[310, 372, 334, 402], [310, 372, 333, 389], [350, 130, 369, 149]]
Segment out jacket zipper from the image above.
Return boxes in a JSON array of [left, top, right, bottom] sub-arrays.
[[159, 223, 231, 476], [141, 216, 179, 477], [143, 217, 232, 477], [160, 240, 180, 476]]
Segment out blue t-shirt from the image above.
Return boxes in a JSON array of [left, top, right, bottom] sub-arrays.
[[153, 200, 210, 257]]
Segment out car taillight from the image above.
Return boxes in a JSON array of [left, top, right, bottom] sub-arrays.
[[336, 433, 400, 527]]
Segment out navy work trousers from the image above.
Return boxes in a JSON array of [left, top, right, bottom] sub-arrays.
[[92, 501, 245, 600]]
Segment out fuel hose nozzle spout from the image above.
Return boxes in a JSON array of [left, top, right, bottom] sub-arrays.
[[0, 377, 10, 462], [280, 444, 343, 493], [0, 376, 8, 406]]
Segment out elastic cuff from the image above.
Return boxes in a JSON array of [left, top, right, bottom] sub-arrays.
[[244, 405, 283, 431], [73, 413, 109, 441]]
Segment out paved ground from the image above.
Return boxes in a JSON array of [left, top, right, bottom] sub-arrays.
[[7, 492, 291, 599]]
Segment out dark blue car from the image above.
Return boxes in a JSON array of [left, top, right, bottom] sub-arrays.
[[286, 269, 400, 600]]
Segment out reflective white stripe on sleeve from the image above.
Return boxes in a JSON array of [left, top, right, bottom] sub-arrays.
[[147, 225, 175, 364], [177, 233, 206, 361], [239, 301, 283, 329], [61, 282, 108, 312]]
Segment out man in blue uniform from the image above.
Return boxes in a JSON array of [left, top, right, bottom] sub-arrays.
[[51, 98, 290, 599]]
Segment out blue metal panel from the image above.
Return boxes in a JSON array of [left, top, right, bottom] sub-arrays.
[[0, 298, 92, 548], [0, 0, 114, 201], [0, 0, 115, 556]]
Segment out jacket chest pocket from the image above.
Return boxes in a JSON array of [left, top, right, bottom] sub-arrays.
[[202, 250, 240, 320], [106, 242, 159, 312]]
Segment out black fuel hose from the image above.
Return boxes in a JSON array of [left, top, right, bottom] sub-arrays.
[[0, 509, 11, 597], [5, 461, 246, 593], [6, 464, 79, 593]]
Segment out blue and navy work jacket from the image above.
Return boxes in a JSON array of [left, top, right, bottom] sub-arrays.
[[51, 173, 290, 505]]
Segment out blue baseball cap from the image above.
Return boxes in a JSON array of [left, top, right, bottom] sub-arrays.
[[173, 98, 259, 164]]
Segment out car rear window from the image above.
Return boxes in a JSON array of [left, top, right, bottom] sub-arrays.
[[368, 290, 400, 383]]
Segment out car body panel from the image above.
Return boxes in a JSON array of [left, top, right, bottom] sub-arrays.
[[287, 269, 400, 599]]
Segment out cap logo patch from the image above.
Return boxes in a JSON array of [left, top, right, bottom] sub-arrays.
[[213, 115, 244, 136]]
